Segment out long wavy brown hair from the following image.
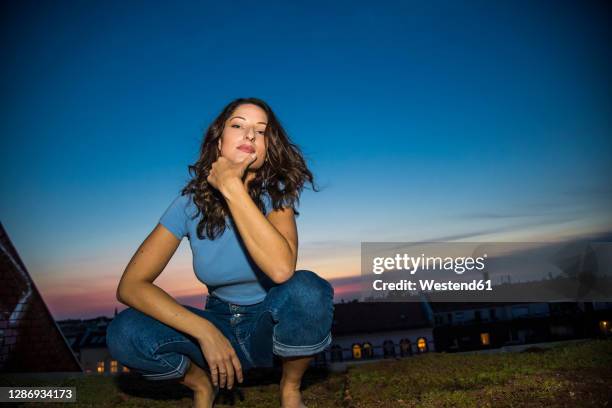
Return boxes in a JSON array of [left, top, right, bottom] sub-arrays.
[[181, 97, 318, 240]]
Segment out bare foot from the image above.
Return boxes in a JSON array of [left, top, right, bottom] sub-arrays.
[[180, 361, 218, 408], [280, 380, 307, 408]]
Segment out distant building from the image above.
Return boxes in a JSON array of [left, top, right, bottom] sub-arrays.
[[314, 300, 434, 366], [430, 301, 612, 352], [425, 239, 612, 352], [57, 316, 129, 375]]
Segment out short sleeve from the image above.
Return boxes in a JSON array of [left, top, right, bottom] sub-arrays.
[[159, 194, 190, 240]]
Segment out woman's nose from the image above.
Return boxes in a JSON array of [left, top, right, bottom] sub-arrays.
[[245, 128, 255, 141]]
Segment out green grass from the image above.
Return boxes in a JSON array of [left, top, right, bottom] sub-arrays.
[[2, 339, 611, 407]]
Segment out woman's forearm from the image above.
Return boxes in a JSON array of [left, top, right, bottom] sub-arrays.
[[220, 179, 295, 283], [117, 281, 215, 341]]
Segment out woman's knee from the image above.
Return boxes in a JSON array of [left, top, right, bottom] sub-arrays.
[[107, 307, 208, 380], [106, 308, 156, 361], [285, 269, 333, 298], [106, 313, 125, 364], [273, 270, 334, 322], [268, 270, 335, 355], [107, 309, 134, 354]]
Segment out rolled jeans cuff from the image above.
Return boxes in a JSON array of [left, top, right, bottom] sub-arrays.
[[141, 354, 190, 381], [272, 332, 332, 357]]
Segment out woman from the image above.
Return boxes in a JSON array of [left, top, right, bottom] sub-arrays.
[[106, 98, 335, 408]]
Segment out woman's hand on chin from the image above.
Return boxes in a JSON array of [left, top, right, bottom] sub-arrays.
[[207, 153, 257, 194]]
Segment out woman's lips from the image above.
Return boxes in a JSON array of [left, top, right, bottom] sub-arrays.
[[237, 145, 255, 153]]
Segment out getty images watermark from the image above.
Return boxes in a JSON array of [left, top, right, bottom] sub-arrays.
[[360, 241, 612, 302]]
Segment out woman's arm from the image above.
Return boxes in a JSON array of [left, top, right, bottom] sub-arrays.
[[116, 223, 244, 388], [116, 224, 218, 340], [221, 178, 298, 284]]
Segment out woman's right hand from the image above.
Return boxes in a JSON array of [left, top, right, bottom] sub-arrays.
[[196, 321, 244, 389]]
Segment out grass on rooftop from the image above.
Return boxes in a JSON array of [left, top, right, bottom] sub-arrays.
[[2, 339, 611, 407]]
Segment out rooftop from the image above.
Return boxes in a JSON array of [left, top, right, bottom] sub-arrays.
[[1, 339, 609, 407]]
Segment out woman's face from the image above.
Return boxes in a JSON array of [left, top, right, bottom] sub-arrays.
[[218, 103, 268, 170]]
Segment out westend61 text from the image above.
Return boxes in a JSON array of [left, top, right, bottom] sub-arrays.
[[373, 279, 493, 291]]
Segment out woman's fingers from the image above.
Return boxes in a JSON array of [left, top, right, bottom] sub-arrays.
[[207, 352, 241, 389], [239, 153, 257, 173], [232, 353, 244, 384], [223, 357, 235, 389], [210, 364, 219, 387], [222, 347, 243, 389], [218, 363, 228, 389], [198, 327, 243, 389], [207, 154, 256, 191]]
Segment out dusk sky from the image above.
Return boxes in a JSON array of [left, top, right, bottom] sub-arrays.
[[1, 1, 611, 319]]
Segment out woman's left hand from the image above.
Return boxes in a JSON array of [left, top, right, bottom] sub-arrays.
[[207, 153, 257, 193]]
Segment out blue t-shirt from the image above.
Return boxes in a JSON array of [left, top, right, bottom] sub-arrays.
[[158, 192, 277, 305]]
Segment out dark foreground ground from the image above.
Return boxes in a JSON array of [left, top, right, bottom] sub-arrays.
[[2, 339, 611, 407]]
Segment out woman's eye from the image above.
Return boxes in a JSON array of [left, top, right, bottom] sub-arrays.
[[230, 124, 264, 134]]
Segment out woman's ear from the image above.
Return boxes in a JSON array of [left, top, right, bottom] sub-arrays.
[[217, 137, 222, 152]]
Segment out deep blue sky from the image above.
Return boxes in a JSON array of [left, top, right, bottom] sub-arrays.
[[1, 1, 610, 317]]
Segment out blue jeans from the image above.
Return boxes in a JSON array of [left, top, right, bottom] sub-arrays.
[[106, 270, 334, 381]]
